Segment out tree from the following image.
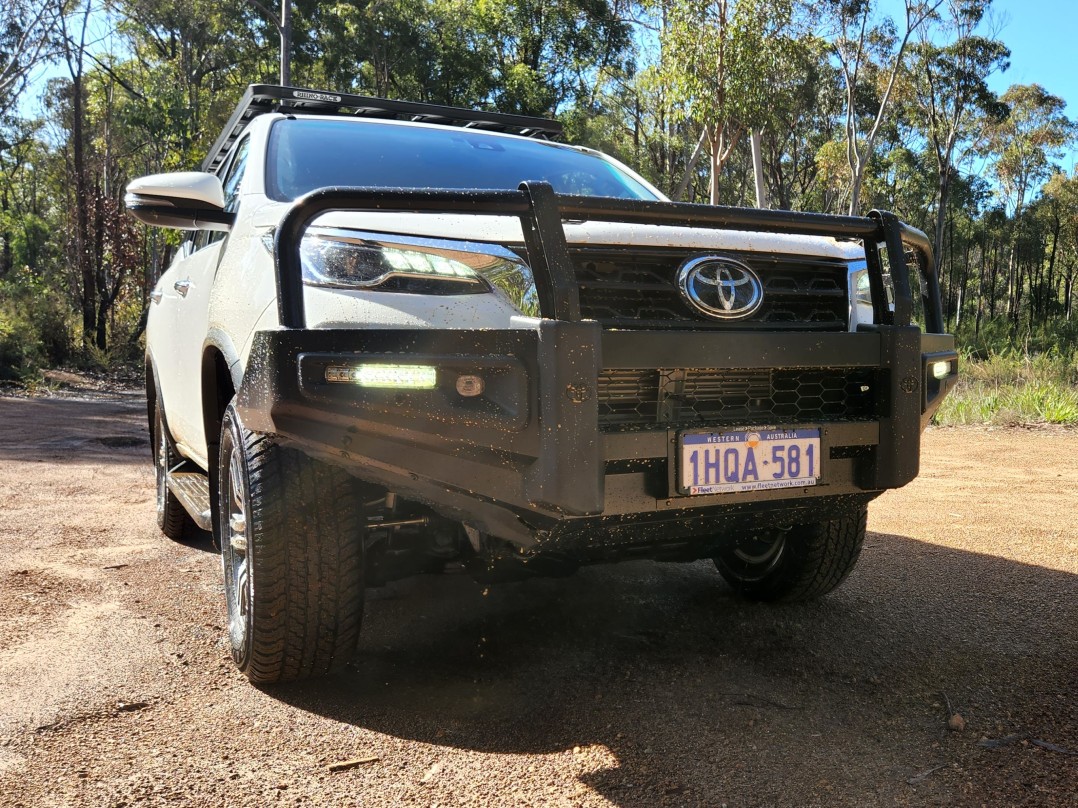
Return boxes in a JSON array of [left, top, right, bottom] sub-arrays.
[[985, 84, 1074, 219], [826, 0, 942, 214], [1043, 171, 1078, 320], [662, 0, 803, 204], [758, 34, 842, 211], [483, 0, 631, 116], [907, 0, 1008, 264], [982, 83, 1074, 326], [56, 0, 98, 348], [0, 0, 61, 122]]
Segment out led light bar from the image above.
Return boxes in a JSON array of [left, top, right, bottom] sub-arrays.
[[325, 364, 438, 389]]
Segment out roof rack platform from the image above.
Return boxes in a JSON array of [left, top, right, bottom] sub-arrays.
[[203, 84, 564, 173]]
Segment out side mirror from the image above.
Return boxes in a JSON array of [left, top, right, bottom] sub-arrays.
[[125, 172, 234, 231]]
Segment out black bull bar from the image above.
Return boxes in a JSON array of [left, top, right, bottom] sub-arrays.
[[234, 182, 954, 544]]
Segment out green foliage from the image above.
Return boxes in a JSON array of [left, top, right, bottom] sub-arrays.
[[957, 317, 1078, 361], [984, 84, 1075, 216], [661, 0, 806, 201], [0, 272, 74, 379], [934, 326, 1078, 426], [935, 349, 1078, 426]]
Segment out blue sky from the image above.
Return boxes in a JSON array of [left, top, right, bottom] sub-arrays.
[[967, 0, 1076, 109], [985, 0, 1076, 172]]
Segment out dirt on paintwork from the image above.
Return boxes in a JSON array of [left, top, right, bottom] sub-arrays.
[[0, 386, 1074, 807]]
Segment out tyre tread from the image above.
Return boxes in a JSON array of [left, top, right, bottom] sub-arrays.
[[224, 412, 364, 684], [716, 509, 866, 602], [155, 404, 194, 541]]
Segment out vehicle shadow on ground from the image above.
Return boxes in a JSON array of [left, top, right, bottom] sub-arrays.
[[0, 397, 149, 465], [176, 526, 217, 554], [270, 534, 1077, 806]]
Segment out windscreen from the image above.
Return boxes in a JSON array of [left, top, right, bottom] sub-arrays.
[[267, 118, 658, 201]]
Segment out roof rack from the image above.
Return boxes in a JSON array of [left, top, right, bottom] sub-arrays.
[[202, 84, 564, 173]]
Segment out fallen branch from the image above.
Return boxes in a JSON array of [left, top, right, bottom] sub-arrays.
[[978, 734, 1077, 756], [1030, 739, 1078, 756], [907, 764, 945, 785], [328, 756, 380, 772]]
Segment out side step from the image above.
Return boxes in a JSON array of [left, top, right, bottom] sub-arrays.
[[167, 471, 213, 531]]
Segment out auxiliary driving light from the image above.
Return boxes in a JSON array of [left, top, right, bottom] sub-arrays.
[[455, 375, 484, 397], [325, 364, 438, 389], [931, 361, 951, 380]]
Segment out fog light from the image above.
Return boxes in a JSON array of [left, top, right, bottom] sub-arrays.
[[455, 374, 484, 397], [931, 361, 951, 380], [325, 364, 437, 389]]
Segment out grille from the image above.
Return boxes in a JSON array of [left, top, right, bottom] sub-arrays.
[[571, 247, 850, 330], [596, 367, 878, 431]]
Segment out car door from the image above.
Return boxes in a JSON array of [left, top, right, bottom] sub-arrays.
[[155, 137, 251, 467]]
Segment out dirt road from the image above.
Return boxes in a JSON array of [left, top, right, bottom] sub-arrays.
[[0, 391, 1075, 807]]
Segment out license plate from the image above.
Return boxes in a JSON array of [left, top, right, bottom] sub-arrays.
[[679, 428, 821, 495]]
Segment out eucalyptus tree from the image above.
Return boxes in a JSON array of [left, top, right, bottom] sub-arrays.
[[662, 0, 804, 205], [985, 84, 1073, 220], [982, 83, 1074, 326], [1042, 170, 1078, 321], [55, 0, 98, 347], [291, 0, 497, 106], [825, 0, 942, 215], [111, 0, 256, 159], [758, 33, 842, 211], [482, 0, 631, 116], [0, 0, 62, 122], [907, 0, 1008, 263], [563, 0, 707, 202]]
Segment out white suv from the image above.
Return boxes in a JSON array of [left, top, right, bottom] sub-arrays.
[[128, 85, 956, 683]]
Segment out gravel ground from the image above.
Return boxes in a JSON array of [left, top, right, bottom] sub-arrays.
[[0, 390, 1074, 807]]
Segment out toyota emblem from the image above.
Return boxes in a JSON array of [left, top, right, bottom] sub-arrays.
[[677, 256, 764, 320]]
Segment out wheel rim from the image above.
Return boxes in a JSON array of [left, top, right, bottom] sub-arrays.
[[721, 530, 787, 583], [223, 445, 250, 652], [155, 413, 168, 515]]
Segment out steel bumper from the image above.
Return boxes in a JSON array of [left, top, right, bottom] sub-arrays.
[[235, 324, 956, 548]]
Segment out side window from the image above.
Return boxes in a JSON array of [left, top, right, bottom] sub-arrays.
[[221, 137, 250, 214], [193, 229, 218, 251], [178, 233, 196, 259], [189, 137, 249, 254]]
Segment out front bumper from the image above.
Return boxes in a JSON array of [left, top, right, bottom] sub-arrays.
[[237, 183, 956, 549], [235, 323, 956, 548]]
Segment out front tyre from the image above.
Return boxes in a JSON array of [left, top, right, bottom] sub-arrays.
[[714, 509, 867, 602], [218, 405, 365, 684]]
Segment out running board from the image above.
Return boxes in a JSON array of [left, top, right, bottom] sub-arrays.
[[167, 471, 213, 531]]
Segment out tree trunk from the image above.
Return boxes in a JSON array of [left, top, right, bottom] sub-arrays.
[[709, 129, 722, 206], [847, 156, 865, 216], [750, 130, 768, 209], [72, 71, 95, 349], [934, 168, 951, 279], [0, 191, 10, 278], [1046, 214, 1060, 315], [94, 186, 108, 351]]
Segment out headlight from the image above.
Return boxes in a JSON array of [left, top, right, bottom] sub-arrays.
[[847, 258, 895, 329], [266, 228, 540, 315], [849, 264, 872, 308]]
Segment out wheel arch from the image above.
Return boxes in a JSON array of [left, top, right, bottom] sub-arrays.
[[202, 330, 244, 528], [145, 353, 158, 455]]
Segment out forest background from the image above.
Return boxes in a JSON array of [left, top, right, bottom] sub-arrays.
[[1, 0, 1076, 424]]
